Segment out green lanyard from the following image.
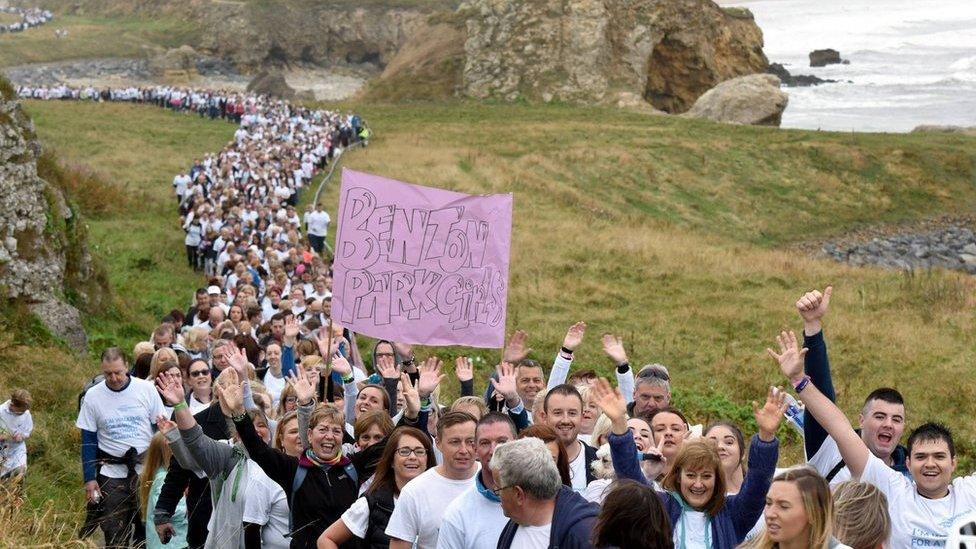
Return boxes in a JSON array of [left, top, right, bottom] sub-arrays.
[[215, 450, 247, 504]]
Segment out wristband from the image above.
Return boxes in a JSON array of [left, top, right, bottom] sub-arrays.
[[172, 401, 188, 412], [616, 361, 630, 374], [401, 358, 415, 367], [420, 396, 431, 408], [341, 372, 354, 383], [232, 411, 248, 422], [793, 375, 812, 393], [560, 346, 574, 355]]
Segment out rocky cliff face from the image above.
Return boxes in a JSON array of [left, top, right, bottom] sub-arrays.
[[459, 0, 768, 111], [197, 2, 431, 73], [0, 78, 92, 349]]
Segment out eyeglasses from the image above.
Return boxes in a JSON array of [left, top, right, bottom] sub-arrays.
[[284, 397, 298, 404], [491, 485, 515, 497], [395, 447, 427, 457], [190, 370, 211, 378]]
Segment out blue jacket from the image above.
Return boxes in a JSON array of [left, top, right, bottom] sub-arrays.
[[608, 431, 778, 549], [803, 330, 910, 479], [496, 485, 598, 549]]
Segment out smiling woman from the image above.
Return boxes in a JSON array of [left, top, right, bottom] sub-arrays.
[[740, 467, 841, 549]]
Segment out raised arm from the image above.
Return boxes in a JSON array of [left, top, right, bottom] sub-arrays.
[[490, 362, 529, 430], [729, 387, 785, 537], [548, 323, 585, 389], [769, 330, 868, 477], [592, 378, 662, 485], [796, 286, 836, 458], [602, 334, 634, 404], [454, 357, 474, 397]]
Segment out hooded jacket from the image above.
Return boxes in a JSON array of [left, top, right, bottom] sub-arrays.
[[496, 486, 599, 549]]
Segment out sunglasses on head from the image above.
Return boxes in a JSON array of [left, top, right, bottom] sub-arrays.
[[637, 368, 670, 381]]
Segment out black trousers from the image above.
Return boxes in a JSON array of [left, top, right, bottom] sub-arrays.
[[98, 474, 144, 548]]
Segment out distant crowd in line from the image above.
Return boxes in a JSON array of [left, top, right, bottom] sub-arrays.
[[0, 6, 52, 33]]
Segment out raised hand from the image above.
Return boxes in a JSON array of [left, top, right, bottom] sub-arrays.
[[591, 377, 628, 429], [753, 386, 789, 442], [156, 375, 186, 407], [489, 362, 519, 406], [284, 315, 301, 344], [215, 368, 245, 417], [375, 354, 399, 380], [454, 357, 474, 383], [643, 435, 668, 479], [562, 322, 586, 352], [331, 353, 353, 379], [400, 373, 421, 419], [503, 330, 531, 363], [417, 356, 445, 399], [796, 286, 833, 334], [601, 334, 628, 365], [287, 370, 315, 405], [766, 331, 808, 385], [315, 330, 333, 359], [393, 342, 414, 362], [227, 346, 251, 379], [156, 414, 177, 435]]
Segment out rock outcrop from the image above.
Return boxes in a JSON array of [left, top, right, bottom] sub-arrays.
[[247, 70, 296, 100], [459, 0, 768, 111], [683, 74, 788, 126], [767, 62, 837, 87], [0, 77, 92, 349], [148, 45, 201, 78], [823, 225, 976, 274], [809, 49, 844, 67]]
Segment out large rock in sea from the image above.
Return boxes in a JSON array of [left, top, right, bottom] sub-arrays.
[[247, 71, 296, 100], [460, 0, 768, 112], [809, 49, 842, 67], [0, 77, 91, 349], [683, 74, 788, 126]]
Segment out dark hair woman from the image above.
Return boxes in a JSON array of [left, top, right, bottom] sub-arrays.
[[317, 426, 436, 549], [593, 479, 673, 549]]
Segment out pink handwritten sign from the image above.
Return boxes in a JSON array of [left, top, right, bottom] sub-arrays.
[[331, 169, 513, 348]]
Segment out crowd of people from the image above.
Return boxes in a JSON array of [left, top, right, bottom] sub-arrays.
[[0, 6, 52, 33], [7, 83, 976, 548], [64, 284, 976, 549]]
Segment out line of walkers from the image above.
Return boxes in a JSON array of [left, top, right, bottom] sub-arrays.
[[68, 282, 972, 548], [0, 6, 52, 33]]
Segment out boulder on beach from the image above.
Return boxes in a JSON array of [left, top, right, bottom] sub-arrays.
[[246, 70, 296, 100], [809, 48, 844, 67], [148, 45, 200, 77], [682, 74, 789, 126]]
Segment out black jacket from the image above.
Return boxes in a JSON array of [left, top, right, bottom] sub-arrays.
[[154, 404, 229, 549]]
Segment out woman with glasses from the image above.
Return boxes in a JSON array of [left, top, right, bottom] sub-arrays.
[[317, 427, 436, 549], [186, 359, 213, 414]]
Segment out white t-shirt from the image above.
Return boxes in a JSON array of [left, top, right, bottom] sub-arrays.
[[437, 484, 509, 549], [582, 478, 613, 504], [76, 377, 165, 478], [385, 467, 477, 547], [862, 452, 976, 548], [263, 371, 286, 407], [510, 523, 551, 549], [243, 465, 290, 549], [568, 441, 588, 491], [0, 401, 33, 475], [341, 494, 397, 539], [306, 210, 331, 237], [808, 434, 854, 486], [674, 510, 709, 548], [188, 394, 211, 416]]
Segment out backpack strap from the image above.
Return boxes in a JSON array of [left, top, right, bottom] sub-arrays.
[[825, 459, 847, 483], [344, 462, 358, 485], [287, 466, 309, 536]]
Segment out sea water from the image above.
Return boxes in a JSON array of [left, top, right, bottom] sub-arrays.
[[717, 0, 976, 132]]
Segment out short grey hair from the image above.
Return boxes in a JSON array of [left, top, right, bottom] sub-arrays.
[[490, 438, 561, 500], [635, 363, 671, 391]]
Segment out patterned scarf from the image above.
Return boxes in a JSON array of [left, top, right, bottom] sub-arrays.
[[305, 447, 343, 468]]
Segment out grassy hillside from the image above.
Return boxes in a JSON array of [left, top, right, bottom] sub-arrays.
[[6, 98, 976, 542], [0, 15, 201, 67]]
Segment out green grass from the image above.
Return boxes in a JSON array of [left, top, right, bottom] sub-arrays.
[[8, 98, 976, 541], [0, 15, 202, 67]]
